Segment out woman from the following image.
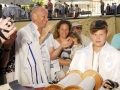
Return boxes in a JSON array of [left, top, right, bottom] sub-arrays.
[[1, 32, 17, 84], [0, 17, 16, 85], [51, 20, 72, 82]]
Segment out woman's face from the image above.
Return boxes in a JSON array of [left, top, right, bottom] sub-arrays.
[[58, 24, 70, 39]]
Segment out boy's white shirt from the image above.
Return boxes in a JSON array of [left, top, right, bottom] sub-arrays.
[[69, 42, 120, 89], [15, 22, 54, 86]]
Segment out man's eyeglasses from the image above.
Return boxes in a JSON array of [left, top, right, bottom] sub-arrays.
[[75, 26, 82, 30]]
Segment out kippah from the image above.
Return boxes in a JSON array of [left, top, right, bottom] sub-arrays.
[[94, 20, 107, 29]]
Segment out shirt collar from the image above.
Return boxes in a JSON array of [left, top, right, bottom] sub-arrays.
[[31, 22, 40, 40], [31, 21, 38, 30]]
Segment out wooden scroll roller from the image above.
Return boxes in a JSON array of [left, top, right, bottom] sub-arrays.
[[64, 85, 83, 90], [44, 70, 83, 90], [78, 70, 103, 90], [58, 70, 83, 87], [43, 84, 64, 90], [64, 70, 103, 90]]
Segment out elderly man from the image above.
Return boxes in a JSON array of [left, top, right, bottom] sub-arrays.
[[72, 22, 91, 47], [15, 7, 72, 86]]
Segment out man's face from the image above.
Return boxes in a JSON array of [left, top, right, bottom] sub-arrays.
[[90, 29, 108, 48], [73, 25, 82, 35], [37, 9, 48, 28]]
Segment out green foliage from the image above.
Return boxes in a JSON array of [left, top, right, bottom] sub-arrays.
[[32, 0, 44, 6], [22, 0, 44, 12]]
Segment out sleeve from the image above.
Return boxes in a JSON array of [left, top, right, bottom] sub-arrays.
[[15, 29, 41, 85], [48, 33, 60, 49], [49, 33, 54, 47], [69, 50, 86, 73], [15, 29, 29, 85], [111, 34, 120, 49], [108, 50, 120, 89]]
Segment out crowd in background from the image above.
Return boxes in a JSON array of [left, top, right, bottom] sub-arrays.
[[45, 0, 81, 18], [0, 3, 29, 20], [46, 0, 120, 18], [100, 0, 120, 15], [1, 0, 120, 20]]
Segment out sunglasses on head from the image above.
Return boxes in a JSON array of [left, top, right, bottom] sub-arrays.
[[75, 26, 82, 29]]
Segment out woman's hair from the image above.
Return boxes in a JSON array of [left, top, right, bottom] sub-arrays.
[[53, 20, 72, 39], [69, 31, 82, 44], [90, 20, 108, 34]]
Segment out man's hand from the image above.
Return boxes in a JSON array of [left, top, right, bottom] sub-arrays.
[[39, 24, 54, 44], [61, 37, 73, 49], [102, 79, 119, 89]]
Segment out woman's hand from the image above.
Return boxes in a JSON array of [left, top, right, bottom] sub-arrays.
[[61, 37, 73, 49], [0, 17, 17, 44]]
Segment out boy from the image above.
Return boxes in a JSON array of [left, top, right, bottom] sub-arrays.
[[69, 20, 120, 89]]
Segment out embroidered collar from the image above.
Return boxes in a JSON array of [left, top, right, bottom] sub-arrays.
[[30, 22, 40, 41]]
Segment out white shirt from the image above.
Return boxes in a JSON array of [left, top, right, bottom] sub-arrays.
[[92, 51, 100, 71]]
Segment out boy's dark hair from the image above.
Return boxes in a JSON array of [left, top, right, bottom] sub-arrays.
[[90, 20, 108, 34]]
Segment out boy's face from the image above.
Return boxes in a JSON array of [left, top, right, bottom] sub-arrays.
[[90, 29, 108, 48]]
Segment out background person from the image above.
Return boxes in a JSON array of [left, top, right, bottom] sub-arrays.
[[100, 0, 105, 15], [69, 31, 84, 59], [0, 32, 17, 84], [74, 4, 80, 18], [47, 0, 53, 18], [0, 18, 16, 46], [51, 20, 72, 82], [54, 1, 62, 17], [0, 17, 17, 85], [111, 33, 120, 51], [72, 22, 91, 47]]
